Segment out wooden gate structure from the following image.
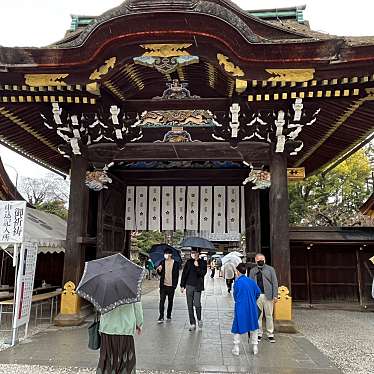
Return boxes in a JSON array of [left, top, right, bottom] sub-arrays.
[[1, 1, 374, 322]]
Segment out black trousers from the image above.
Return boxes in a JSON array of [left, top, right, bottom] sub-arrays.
[[226, 278, 234, 291], [159, 286, 175, 319]]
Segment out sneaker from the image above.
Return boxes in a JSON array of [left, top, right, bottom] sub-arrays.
[[198, 320, 203, 329], [232, 345, 240, 356], [166, 317, 172, 322], [253, 344, 258, 355], [258, 336, 262, 342], [157, 317, 164, 324], [268, 336, 276, 343], [189, 324, 196, 331]]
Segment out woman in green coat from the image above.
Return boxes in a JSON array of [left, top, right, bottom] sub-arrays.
[[97, 302, 143, 374]]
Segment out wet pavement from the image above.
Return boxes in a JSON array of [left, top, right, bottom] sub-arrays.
[[0, 275, 341, 373]]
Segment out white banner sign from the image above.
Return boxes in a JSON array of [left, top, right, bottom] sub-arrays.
[[213, 186, 226, 233], [186, 186, 199, 231], [227, 186, 240, 233], [0, 201, 26, 245], [175, 186, 186, 230], [13, 242, 38, 329], [162, 187, 174, 231], [200, 186, 212, 231], [148, 186, 161, 231], [135, 186, 147, 231], [125, 186, 136, 230]]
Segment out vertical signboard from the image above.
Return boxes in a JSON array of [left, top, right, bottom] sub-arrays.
[[0, 201, 26, 245], [12, 242, 38, 345]]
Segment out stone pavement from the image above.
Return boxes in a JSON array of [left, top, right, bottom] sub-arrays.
[[0, 275, 341, 373]]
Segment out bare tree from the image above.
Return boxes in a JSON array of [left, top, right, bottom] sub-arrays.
[[19, 174, 69, 206]]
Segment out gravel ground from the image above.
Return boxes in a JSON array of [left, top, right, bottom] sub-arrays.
[[294, 309, 374, 374], [0, 367, 194, 374]]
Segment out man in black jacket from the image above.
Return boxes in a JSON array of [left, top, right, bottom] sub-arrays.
[[180, 248, 207, 331], [156, 247, 180, 323]]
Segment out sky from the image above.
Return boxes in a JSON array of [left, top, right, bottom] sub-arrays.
[[0, 0, 374, 184]]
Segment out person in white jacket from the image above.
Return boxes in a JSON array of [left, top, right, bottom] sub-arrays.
[[223, 261, 237, 293]]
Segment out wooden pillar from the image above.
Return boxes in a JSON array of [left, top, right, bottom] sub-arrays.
[[244, 186, 261, 262], [124, 230, 131, 259], [63, 155, 88, 287], [56, 155, 88, 326], [269, 148, 291, 289]]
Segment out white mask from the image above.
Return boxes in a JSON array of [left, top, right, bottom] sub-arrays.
[[191, 253, 196, 259], [164, 254, 170, 260]]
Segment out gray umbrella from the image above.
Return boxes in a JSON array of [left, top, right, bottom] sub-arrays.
[[180, 236, 215, 251], [76, 253, 145, 314]]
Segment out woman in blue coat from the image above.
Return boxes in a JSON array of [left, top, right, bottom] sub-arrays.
[[231, 263, 261, 356]]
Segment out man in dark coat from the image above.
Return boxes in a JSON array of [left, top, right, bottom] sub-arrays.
[[156, 247, 180, 323], [180, 248, 207, 331]]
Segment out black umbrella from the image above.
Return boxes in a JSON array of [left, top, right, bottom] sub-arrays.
[[149, 244, 182, 267], [180, 236, 215, 251], [76, 253, 145, 314]]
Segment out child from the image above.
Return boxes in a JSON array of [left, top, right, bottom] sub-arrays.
[[231, 263, 261, 356]]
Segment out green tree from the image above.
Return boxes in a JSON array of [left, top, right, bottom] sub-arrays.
[[36, 200, 68, 221], [289, 149, 372, 226], [131, 230, 184, 254], [131, 231, 165, 253]]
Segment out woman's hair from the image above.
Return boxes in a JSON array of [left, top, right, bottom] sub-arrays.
[[236, 263, 247, 275], [164, 247, 173, 254]]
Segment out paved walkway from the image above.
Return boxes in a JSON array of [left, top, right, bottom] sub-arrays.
[[0, 275, 341, 373]]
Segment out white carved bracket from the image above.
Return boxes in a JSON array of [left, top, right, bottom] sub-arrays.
[[275, 110, 285, 153], [229, 103, 240, 138], [293, 98, 303, 121]]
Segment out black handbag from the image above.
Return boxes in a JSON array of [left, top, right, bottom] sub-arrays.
[[88, 312, 101, 350]]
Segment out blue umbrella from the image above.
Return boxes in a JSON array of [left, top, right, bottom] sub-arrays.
[[149, 244, 182, 267], [180, 236, 215, 251]]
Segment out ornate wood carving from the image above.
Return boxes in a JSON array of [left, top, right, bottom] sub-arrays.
[[41, 103, 142, 156], [212, 99, 320, 155]]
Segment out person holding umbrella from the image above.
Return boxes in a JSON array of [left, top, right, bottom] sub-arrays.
[[156, 247, 180, 323], [76, 254, 145, 374], [180, 248, 207, 331], [223, 260, 237, 293]]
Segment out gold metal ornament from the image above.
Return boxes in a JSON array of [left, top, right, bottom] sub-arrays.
[[235, 79, 247, 93], [25, 73, 69, 86], [217, 54, 244, 77], [287, 167, 305, 181], [140, 43, 192, 57], [266, 68, 315, 82], [89, 57, 117, 80]]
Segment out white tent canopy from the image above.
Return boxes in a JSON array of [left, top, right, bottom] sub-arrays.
[[4, 208, 67, 254]]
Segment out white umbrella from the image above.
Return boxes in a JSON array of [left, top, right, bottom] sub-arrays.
[[222, 253, 242, 266], [227, 251, 244, 258]]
